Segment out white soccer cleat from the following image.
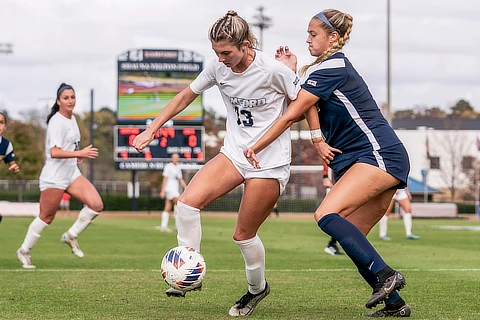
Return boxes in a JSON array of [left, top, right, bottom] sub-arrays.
[[61, 232, 85, 258], [16, 248, 36, 269], [155, 226, 173, 233]]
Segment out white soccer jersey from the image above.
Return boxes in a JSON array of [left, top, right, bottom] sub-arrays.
[[163, 162, 183, 194], [39, 112, 81, 184], [190, 50, 300, 169]]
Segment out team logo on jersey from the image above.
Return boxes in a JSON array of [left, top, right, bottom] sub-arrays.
[[229, 96, 266, 108], [307, 80, 317, 86], [293, 76, 300, 86]]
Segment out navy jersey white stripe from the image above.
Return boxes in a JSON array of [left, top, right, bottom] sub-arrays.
[[0, 136, 15, 163], [301, 52, 402, 174]]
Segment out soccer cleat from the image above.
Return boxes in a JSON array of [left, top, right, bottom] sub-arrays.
[[16, 248, 36, 269], [228, 281, 270, 317], [366, 271, 406, 309], [165, 283, 202, 297], [379, 236, 392, 241], [61, 232, 84, 258], [324, 244, 344, 256], [406, 234, 420, 240], [366, 303, 411, 317], [155, 226, 173, 233]]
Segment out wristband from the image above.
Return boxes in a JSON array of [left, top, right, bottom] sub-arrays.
[[310, 129, 323, 139], [323, 174, 329, 178]]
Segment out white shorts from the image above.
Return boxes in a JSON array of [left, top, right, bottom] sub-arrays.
[[39, 168, 82, 191], [225, 153, 290, 195], [165, 189, 180, 201], [393, 188, 408, 201]]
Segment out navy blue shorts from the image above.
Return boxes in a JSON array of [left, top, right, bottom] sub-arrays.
[[335, 143, 410, 189]]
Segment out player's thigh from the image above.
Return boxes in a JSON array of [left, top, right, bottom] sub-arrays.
[[179, 153, 244, 209], [346, 189, 396, 235], [315, 163, 399, 221], [67, 175, 103, 212], [234, 178, 280, 240], [39, 188, 65, 223]]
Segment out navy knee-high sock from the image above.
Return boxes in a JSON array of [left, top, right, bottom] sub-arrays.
[[318, 214, 388, 275]]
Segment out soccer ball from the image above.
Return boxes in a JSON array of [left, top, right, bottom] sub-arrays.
[[161, 246, 206, 292]]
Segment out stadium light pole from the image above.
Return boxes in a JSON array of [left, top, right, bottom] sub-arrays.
[[89, 89, 94, 183], [386, 0, 392, 125], [251, 6, 272, 51]]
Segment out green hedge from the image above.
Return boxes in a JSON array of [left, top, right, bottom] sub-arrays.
[[1, 190, 475, 214]]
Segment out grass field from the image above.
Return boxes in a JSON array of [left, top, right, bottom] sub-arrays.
[[1, 214, 479, 320]]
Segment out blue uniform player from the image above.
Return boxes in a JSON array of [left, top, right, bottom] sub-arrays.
[[0, 111, 20, 223], [245, 9, 411, 318], [0, 111, 20, 175]]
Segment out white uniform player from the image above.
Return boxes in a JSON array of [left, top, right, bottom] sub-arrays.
[[379, 188, 420, 241], [132, 11, 300, 314], [163, 161, 183, 200], [17, 83, 103, 269], [156, 154, 186, 233]]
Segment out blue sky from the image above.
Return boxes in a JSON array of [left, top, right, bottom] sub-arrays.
[[0, 0, 479, 119]]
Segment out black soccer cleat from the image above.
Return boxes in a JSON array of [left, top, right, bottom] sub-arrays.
[[228, 281, 270, 316], [366, 271, 406, 309], [366, 303, 411, 317]]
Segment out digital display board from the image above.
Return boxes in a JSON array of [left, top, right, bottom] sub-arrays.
[[114, 125, 204, 171], [117, 49, 203, 125]]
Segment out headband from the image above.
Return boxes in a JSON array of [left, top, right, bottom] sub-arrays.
[[315, 12, 335, 30], [57, 85, 74, 98]]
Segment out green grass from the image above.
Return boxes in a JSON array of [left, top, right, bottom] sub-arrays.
[[1, 215, 480, 319]]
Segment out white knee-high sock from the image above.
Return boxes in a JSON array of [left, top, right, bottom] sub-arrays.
[[234, 235, 266, 295], [160, 211, 169, 228], [379, 215, 388, 237], [21, 217, 49, 252], [68, 206, 99, 238], [176, 201, 201, 251], [403, 213, 413, 236]]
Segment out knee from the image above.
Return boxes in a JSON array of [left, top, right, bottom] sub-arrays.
[[89, 201, 103, 213]]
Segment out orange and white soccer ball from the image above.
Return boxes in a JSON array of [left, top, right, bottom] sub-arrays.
[[161, 246, 206, 292]]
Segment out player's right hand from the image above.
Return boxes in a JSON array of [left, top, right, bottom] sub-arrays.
[[133, 129, 155, 152]]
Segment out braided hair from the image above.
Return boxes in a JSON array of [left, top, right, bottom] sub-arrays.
[[208, 10, 259, 49]]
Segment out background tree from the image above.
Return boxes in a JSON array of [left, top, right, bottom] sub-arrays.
[[430, 130, 472, 201]]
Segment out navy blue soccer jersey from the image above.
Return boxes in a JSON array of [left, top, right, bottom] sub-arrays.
[[301, 52, 405, 175], [0, 137, 15, 164]]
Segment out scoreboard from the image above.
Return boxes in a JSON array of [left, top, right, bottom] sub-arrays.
[[114, 125, 204, 171]]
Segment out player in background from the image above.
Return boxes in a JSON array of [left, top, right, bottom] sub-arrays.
[[270, 202, 280, 218], [244, 9, 411, 317], [0, 110, 20, 224], [155, 153, 187, 232], [0, 111, 20, 175], [16, 83, 103, 269], [59, 192, 71, 212], [379, 188, 420, 241], [133, 10, 302, 316], [322, 161, 343, 256]]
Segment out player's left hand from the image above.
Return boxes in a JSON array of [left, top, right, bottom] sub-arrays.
[[77, 157, 84, 164], [244, 148, 261, 169], [312, 139, 341, 165], [275, 46, 297, 72], [8, 162, 19, 173]]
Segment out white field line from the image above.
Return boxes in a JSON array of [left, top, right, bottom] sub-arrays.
[[0, 268, 479, 272]]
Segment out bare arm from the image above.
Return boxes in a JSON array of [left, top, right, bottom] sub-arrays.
[[133, 87, 199, 152], [50, 144, 98, 159]]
